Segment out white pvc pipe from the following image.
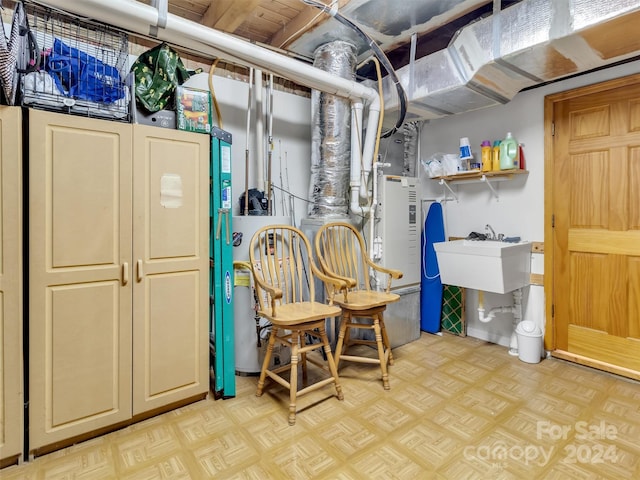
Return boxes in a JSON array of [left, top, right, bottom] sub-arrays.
[[244, 68, 253, 216], [254, 70, 265, 193], [246, 68, 253, 151], [43, 0, 381, 169], [268, 74, 274, 142], [267, 73, 274, 214], [360, 109, 378, 201], [369, 159, 389, 275], [477, 288, 524, 326], [349, 102, 363, 213]]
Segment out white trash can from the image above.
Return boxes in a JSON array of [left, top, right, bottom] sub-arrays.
[[515, 321, 543, 364]]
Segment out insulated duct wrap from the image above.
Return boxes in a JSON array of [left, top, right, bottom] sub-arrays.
[[308, 41, 357, 218], [376, 0, 640, 122], [402, 122, 419, 177]]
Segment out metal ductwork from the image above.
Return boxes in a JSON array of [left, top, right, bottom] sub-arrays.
[[379, 0, 640, 121], [308, 41, 357, 218]]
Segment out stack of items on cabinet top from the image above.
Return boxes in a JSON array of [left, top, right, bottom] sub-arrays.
[[132, 42, 212, 133], [18, 1, 131, 121], [13, 1, 212, 131]]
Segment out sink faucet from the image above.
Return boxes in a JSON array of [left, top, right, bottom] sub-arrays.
[[485, 224, 496, 240]]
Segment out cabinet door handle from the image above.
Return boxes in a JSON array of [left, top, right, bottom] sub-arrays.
[[122, 262, 129, 285], [136, 259, 143, 282]]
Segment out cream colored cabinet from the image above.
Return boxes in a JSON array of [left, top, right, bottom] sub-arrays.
[[0, 107, 23, 465], [29, 110, 209, 452], [131, 125, 209, 415]]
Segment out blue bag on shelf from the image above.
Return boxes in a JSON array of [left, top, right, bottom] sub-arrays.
[[44, 38, 124, 103]]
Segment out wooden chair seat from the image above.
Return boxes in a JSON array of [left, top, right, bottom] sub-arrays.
[[249, 224, 345, 425], [334, 290, 400, 310], [315, 221, 403, 390], [268, 302, 341, 326]]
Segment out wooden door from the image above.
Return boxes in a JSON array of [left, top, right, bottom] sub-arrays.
[[0, 107, 23, 464], [131, 125, 209, 415], [29, 110, 133, 451], [547, 74, 640, 379]]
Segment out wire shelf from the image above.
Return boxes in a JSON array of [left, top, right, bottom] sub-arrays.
[[20, 1, 131, 121]]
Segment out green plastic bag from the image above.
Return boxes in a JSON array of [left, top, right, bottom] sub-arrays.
[[131, 43, 191, 113]]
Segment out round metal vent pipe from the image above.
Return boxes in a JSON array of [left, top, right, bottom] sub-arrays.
[[308, 41, 357, 218]]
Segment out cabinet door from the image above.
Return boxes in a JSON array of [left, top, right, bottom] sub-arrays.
[[29, 110, 133, 451], [132, 125, 209, 415], [0, 106, 22, 464]]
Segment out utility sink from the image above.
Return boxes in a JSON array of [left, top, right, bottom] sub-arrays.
[[433, 239, 531, 294]]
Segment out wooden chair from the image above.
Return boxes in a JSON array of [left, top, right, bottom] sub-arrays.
[[315, 221, 403, 390], [249, 224, 345, 425]]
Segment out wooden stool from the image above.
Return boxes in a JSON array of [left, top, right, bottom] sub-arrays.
[[314, 222, 402, 390], [249, 224, 346, 425]]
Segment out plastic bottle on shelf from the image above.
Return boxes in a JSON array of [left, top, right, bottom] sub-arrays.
[[492, 140, 501, 171], [459, 137, 472, 160], [459, 137, 472, 171], [519, 143, 526, 170], [481, 140, 492, 172], [499, 132, 519, 170]]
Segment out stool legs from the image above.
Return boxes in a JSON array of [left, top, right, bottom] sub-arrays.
[[373, 315, 390, 390], [257, 324, 343, 426], [333, 309, 392, 389], [288, 332, 300, 426], [256, 327, 277, 397], [379, 313, 394, 366], [334, 313, 350, 369], [319, 326, 344, 401]]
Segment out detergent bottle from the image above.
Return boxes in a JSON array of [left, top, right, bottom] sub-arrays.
[[499, 132, 519, 170], [481, 140, 492, 172], [492, 140, 501, 171]]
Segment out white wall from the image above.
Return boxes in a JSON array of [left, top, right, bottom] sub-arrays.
[[187, 59, 639, 349], [184, 73, 311, 226], [419, 59, 640, 347]]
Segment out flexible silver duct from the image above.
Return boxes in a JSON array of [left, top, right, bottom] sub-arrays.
[[308, 41, 357, 218]]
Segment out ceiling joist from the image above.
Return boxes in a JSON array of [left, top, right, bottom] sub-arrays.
[[202, 0, 263, 33], [269, 0, 350, 49]]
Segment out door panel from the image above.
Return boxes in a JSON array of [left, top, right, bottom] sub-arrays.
[[0, 106, 22, 463], [132, 125, 208, 415], [148, 140, 200, 259], [51, 134, 118, 267], [50, 282, 121, 427], [146, 272, 199, 396], [29, 110, 133, 450], [550, 75, 640, 378]]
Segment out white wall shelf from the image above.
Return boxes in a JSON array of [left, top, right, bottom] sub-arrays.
[[434, 169, 528, 201]]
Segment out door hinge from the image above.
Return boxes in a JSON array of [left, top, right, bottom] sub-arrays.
[[551, 214, 555, 228], [551, 122, 555, 136], [551, 304, 555, 317]]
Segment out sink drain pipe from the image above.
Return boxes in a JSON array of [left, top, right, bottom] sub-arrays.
[[478, 288, 523, 355]]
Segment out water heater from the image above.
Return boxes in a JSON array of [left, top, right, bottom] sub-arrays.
[[376, 175, 421, 289]]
